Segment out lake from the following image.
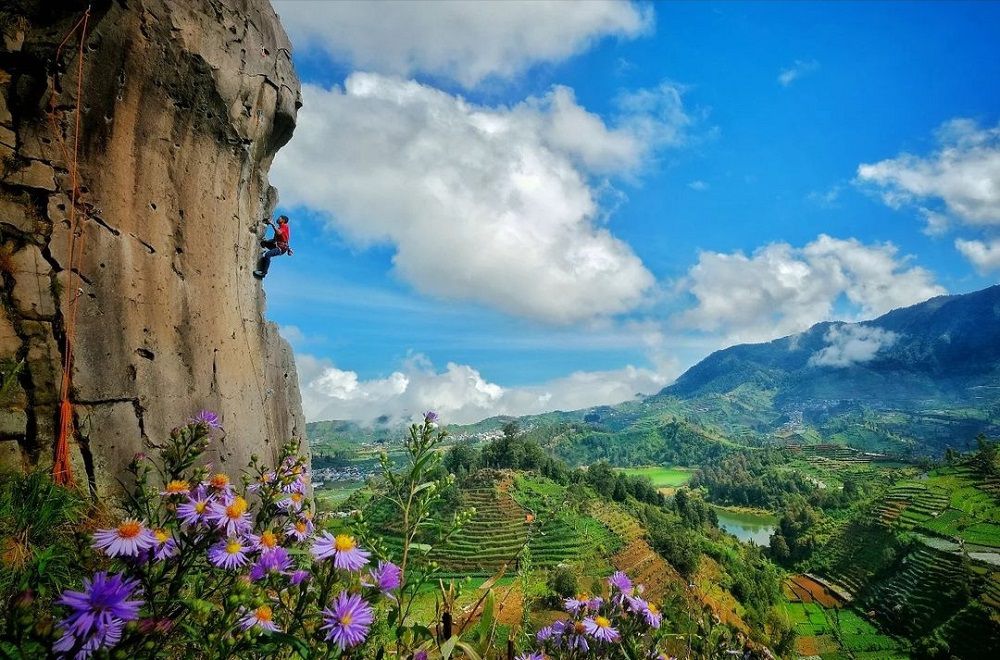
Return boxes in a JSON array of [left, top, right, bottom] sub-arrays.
[[713, 507, 778, 546]]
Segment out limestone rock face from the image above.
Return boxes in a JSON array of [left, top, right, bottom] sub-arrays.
[[0, 0, 306, 496]]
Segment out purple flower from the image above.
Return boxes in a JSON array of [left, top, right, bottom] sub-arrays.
[[414, 652, 428, 660], [192, 410, 221, 429], [311, 532, 370, 571], [177, 486, 214, 527], [92, 520, 157, 558], [248, 529, 282, 555], [584, 615, 620, 643], [159, 480, 190, 497], [564, 594, 588, 615], [239, 604, 280, 633], [54, 572, 142, 658], [608, 570, 632, 594], [516, 654, 545, 660], [277, 492, 305, 512], [249, 547, 293, 582], [289, 570, 310, 586], [208, 495, 251, 536], [152, 529, 178, 562], [424, 410, 439, 423], [321, 591, 374, 650], [536, 623, 559, 643], [366, 561, 402, 596], [643, 602, 662, 628], [248, 470, 276, 493], [208, 537, 250, 570], [627, 595, 662, 628], [204, 472, 235, 498], [565, 621, 591, 653], [285, 517, 313, 542]]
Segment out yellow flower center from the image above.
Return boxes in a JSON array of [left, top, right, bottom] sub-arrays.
[[154, 528, 169, 543], [225, 539, 242, 555], [291, 493, 303, 503], [595, 616, 611, 629], [648, 603, 659, 615], [340, 613, 353, 626], [574, 622, 586, 634], [118, 521, 141, 539], [195, 501, 207, 514], [255, 605, 273, 622], [165, 480, 188, 493], [210, 473, 230, 489], [260, 530, 278, 548], [225, 496, 248, 519], [333, 534, 356, 552]]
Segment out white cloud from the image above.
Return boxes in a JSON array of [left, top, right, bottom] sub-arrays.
[[278, 324, 305, 346], [857, 118, 1000, 226], [778, 59, 819, 87], [807, 184, 842, 208], [677, 234, 945, 344], [955, 238, 1000, 273], [688, 180, 709, 191], [808, 324, 899, 368], [273, 74, 700, 323], [273, 0, 652, 87], [296, 353, 672, 424]]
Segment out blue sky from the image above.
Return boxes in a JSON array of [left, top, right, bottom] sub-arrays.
[[266, 1, 1000, 424]]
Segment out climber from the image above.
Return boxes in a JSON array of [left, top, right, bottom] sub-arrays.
[[253, 215, 292, 279]]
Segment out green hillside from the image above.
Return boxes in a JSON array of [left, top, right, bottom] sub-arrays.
[[801, 459, 1000, 657], [656, 285, 1000, 456]]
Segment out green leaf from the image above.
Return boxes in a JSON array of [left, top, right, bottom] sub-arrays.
[[440, 634, 459, 660], [266, 632, 312, 658], [410, 623, 434, 642], [412, 480, 435, 495], [477, 591, 495, 644], [455, 641, 484, 660], [411, 542, 433, 554]]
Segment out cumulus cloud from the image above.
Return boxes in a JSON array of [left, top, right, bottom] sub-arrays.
[[808, 324, 899, 368], [778, 59, 819, 87], [677, 234, 945, 344], [273, 0, 652, 87], [955, 238, 1000, 273], [272, 74, 700, 323], [857, 119, 1000, 226], [296, 353, 671, 424], [688, 180, 709, 191]]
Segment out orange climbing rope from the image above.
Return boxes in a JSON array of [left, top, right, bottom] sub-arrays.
[[51, 7, 92, 486]]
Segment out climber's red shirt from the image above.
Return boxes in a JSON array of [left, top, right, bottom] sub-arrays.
[[277, 223, 290, 245]]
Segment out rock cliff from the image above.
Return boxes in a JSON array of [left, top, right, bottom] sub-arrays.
[[0, 0, 306, 496]]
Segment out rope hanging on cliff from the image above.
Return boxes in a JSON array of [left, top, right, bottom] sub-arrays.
[[51, 6, 92, 487]]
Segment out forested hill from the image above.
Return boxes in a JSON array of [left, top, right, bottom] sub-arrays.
[[656, 284, 1000, 455], [669, 284, 1000, 397]]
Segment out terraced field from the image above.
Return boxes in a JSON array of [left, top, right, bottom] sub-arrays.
[[424, 474, 620, 576], [782, 577, 907, 658], [874, 482, 949, 528], [863, 545, 969, 634]]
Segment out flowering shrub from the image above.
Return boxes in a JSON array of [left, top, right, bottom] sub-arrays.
[[44, 413, 398, 658], [523, 570, 672, 660]]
